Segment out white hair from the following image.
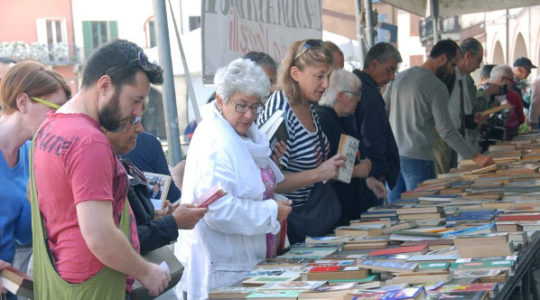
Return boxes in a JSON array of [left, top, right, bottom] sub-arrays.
[[319, 69, 361, 107], [490, 64, 513, 81], [214, 58, 270, 103]]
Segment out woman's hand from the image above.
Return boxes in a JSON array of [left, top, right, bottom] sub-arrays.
[[366, 177, 387, 199], [276, 199, 292, 223], [316, 154, 346, 181], [271, 141, 287, 167]]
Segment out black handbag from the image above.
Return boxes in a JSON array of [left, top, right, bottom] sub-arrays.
[[287, 181, 341, 242], [286, 115, 341, 243]]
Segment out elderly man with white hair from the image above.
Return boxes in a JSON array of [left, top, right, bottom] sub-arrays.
[[175, 58, 292, 300], [316, 69, 386, 225], [489, 64, 525, 140]]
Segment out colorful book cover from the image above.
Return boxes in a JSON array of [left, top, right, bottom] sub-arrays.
[[450, 260, 514, 270], [259, 280, 326, 290], [368, 245, 427, 256], [437, 283, 498, 293], [381, 287, 425, 299], [277, 246, 338, 260], [359, 259, 418, 272], [247, 290, 302, 298], [418, 262, 450, 271]]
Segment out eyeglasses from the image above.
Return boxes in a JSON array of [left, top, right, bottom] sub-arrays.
[[294, 39, 324, 61], [31, 97, 61, 110], [232, 100, 264, 114], [105, 51, 152, 75]]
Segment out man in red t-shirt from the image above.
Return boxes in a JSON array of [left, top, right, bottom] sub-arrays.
[[33, 39, 170, 297]]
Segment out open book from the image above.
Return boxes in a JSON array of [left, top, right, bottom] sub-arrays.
[[0, 266, 33, 299], [336, 134, 360, 183], [259, 109, 288, 150]]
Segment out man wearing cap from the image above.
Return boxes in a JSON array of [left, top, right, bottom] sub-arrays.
[[513, 57, 537, 107]]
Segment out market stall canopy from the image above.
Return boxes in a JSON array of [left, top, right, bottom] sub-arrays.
[[380, 0, 540, 18]]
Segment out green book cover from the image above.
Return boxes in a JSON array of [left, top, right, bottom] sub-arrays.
[[328, 274, 378, 283], [450, 260, 514, 270]]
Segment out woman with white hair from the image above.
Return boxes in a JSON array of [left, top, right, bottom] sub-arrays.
[[316, 69, 386, 225], [489, 64, 524, 140], [175, 58, 292, 300]]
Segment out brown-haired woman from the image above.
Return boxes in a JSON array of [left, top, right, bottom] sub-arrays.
[[0, 61, 69, 298], [257, 39, 346, 243]]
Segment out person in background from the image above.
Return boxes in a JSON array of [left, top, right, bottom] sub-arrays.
[[529, 75, 540, 129], [384, 39, 493, 191], [243, 51, 278, 94], [324, 41, 345, 69], [257, 39, 345, 243], [489, 64, 525, 141], [351, 42, 402, 204], [32, 39, 170, 299], [124, 131, 182, 205], [317, 69, 387, 225], [512, 57, 536, 107], [480, 64, 496, 87], [176, 58, 292, 300], [0, 61, 70, 299], [104, 114, 207, 255]]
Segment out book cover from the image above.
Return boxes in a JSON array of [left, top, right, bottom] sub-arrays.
[[437, 283, 498, 294], [432, 291, 488, 299], [336, 134, 360, 183], [193, 183, 228, 207], [368, 245, 428, 257], [144, 172, 172, 208], [242, 274, 300, 287], [449, 260, 514, 270], [247, 290, 302, 299], [277, 247, 338, 260], [358, 259, 418, 273], [259, 280, 326, 290], [259, 109, 287, 151], [0, 266, 33, 298], [380, 287, 425, 300]]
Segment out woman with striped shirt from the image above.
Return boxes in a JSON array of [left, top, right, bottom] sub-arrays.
[[257, 39, 346, 243]]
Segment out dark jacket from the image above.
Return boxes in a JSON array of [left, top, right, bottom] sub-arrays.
[[122, 160, 178, 254], [351, 70, 401, 188], [124, 132, 181, 202], [316, 106, 372, 225]]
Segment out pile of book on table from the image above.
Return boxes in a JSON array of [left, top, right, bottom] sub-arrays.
[[209, 133, 540, 299]]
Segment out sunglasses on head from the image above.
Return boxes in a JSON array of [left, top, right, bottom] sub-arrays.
[[294, 39, 324, 61], [31, 96, 61, 110], [105, 51, 153, 75]]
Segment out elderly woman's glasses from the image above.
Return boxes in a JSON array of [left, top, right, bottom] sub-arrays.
[[294, 39, 324, 61], [232, 100, 264, 114], [31, 97, 61, 110]]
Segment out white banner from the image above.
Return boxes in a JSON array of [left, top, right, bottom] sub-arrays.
[[202, 0, 322, 83]]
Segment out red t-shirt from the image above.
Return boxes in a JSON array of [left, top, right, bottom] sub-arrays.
[[33, 113, 140, 289], [505, 90, 525, 127]]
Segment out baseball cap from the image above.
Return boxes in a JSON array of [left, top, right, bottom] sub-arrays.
[[513, 57, 537, 69]]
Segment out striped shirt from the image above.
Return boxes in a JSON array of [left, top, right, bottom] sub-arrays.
[[257, 90, 330, 203]]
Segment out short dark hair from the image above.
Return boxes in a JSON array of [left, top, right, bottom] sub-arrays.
[[481, 64, 496, 79], [0, 57, 16, 65], [81, 39, 163, 88], [460, 38, 483, 58], [243, 51, 277, 73], [363, 42, 402, 69], [429, 39, 461, 61]]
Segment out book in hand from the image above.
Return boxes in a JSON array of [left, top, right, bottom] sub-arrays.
[[259, 109, 287, 151], [0, 266, 33, 299], [144, 172, 172, 210], [193, 183, 227, 207], [336, 134, 360, 183]]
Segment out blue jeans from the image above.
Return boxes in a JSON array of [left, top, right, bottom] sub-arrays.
[[400, 156, 435, 191], [386, 173, 405, 204]]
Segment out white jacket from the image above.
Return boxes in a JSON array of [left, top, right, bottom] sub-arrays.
[[175, 102, 284, 300]]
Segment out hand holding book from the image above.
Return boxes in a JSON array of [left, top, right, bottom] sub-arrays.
[[0, 259, 9, 295]]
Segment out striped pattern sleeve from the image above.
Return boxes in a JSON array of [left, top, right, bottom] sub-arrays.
[[258, 91, 330, 203]]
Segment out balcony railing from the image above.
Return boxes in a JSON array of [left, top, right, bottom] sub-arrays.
[[419, 16, 461, 46], [0, 41, 79, 65]]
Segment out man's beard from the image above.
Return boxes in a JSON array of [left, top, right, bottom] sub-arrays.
[[99, 88, 126, 132], [435, 66, 456, 94]]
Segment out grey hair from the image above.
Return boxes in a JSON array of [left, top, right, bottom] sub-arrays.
[[319, 69, 361, 107], [214, 58, 270, 103], [460, 37, 483, 58], [490, 64, 513, 81], [363, 42, 403, 69]]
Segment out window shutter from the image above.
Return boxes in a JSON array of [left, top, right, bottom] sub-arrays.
[[108, 21, 118, 40], [82, 21, 93, 61]]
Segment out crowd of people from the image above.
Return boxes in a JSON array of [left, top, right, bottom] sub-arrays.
[[0, 35, 538, 300]]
